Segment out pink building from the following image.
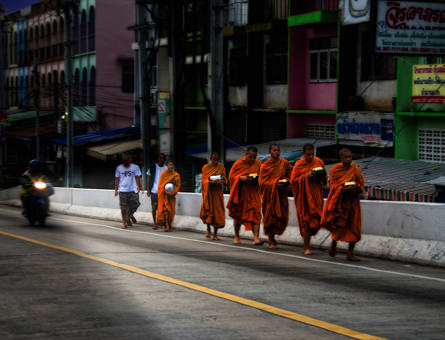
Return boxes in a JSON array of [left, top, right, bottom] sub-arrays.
[[287, 0, 338, 140]]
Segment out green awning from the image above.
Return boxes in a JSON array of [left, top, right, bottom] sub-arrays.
[[6, 110, 54, 123], [73, 106, 96, 122]]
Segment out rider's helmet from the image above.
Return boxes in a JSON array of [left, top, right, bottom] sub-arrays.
[[28, 159, 41, 174]]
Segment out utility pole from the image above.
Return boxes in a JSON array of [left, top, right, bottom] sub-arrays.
[[210, 0, 225, 164], [63, 1, 74, 187], [0, 8, 6, 166], [135, 0, 150, 188], [32, 62, 40, 160]]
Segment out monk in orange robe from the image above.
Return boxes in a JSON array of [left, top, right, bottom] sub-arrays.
[[200, 152, 227, 240], [156, 160, 181, 232], [321, 148, 364, 261], [259, 144, 292, 249], [227, 146, 263, 245], [291, 143, 327, 255]]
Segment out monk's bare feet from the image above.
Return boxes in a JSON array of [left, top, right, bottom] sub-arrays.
[[268, 243, 278, 249], [347, 255, 360, 261], [234, 236, 241, 244], [164, 227, 171, 232], [304, 249, 312, 255], [328, 241, 337, 257], [205, 231, 211, 238], [212, 236, 220, 241], [253, 239, 264, 246], [122, 223, 127, 229]]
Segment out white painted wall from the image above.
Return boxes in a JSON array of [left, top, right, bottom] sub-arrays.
[[1, 186, 444, 266], [264, 84, 287, 109], [229, 86, 247, 106]]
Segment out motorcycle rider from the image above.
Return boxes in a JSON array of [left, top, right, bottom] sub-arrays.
[[20, 159, 53, 217]]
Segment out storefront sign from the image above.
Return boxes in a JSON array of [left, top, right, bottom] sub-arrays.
[[157, 92, 172, 155], [376, 1, 445, 54], [412, 64, 445, 104], [337, 112, 394, 147], [341, 0, 371, 25]]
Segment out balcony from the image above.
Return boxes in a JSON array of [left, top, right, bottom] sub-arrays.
[[288, 0, 338, 27]]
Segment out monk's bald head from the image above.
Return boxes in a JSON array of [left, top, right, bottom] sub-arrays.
[[210, 152, 220, 164], [339, 148, 352, 167], [269, 144, 280, 159], [303, 144, 314, 163], [245, 146, 257, 164]]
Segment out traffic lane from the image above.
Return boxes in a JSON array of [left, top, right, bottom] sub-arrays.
[[0, 232, 351, 340], [2, 207, 445, 339]]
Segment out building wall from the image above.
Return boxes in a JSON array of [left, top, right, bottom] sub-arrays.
[[96, 0, 134, 130], [358, 80, 396, 112], [288, 26, 337, 111], [264, 84, 286, 108]]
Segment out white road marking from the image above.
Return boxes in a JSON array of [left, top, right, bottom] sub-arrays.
[[46, 216, 445, 284]]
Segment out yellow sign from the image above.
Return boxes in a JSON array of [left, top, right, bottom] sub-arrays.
[[412, 64, 445, 104]]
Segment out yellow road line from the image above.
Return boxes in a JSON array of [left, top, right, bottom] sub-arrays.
[[0, 230, 388, 340]]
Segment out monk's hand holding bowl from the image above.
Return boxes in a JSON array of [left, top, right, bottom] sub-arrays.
[[239, 175, 250, 182]]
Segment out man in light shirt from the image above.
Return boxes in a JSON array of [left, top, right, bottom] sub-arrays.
[[114, 152, 143, 228], [146, 153, 168, 228]]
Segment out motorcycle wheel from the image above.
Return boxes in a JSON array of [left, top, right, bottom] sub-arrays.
[[28, 217, 35, 226], [39, 217, 46, 226]]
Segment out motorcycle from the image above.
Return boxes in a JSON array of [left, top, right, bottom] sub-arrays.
[[22, 179, 54, 226]]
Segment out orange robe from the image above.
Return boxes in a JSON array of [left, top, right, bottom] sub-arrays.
[[259, 157, 292, 235], [321, 163, 364, 242], [227, 156, 262, 231], [200, 162, 227, 228], [156, 169, 181, 227], [291, 157, 326, 236]]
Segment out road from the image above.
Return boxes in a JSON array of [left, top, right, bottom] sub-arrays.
[[0, 205, 444, 340]]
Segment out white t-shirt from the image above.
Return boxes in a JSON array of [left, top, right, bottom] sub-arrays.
[[115, 163, 142, 193], [147, 164, 168, 194]]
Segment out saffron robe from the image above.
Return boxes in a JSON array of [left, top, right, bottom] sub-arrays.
[[321, 163, 364, 242], [227, 156, 262, 230], [156, 170, 181, 227], [291, 157, 326, 236], [200, 162, 227, 228], [259, 157, 292, 235]]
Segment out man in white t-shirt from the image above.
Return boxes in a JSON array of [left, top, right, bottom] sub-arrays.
[[146, 153, 167, 228], [114, 152, 143, 228]]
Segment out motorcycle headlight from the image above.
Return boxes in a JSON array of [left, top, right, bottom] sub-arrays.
[[34, 181, 47, 190]]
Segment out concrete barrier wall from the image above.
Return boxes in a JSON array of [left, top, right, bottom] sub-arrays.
[[1, 186, 444, 267]]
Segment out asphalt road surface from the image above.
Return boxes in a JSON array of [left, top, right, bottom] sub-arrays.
[[0, 205, 444, 340]]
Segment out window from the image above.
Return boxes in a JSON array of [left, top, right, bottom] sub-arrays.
[[88, 6, 95, 51], [73, 68, 80, 106], [53, 45, 58, 57], [228, 0, 248, 26], [361, 31, 396, 81], [229, 46, 248, 86], [309, 37, 337, 83], [81, 67, 88, 106], [89, 66, 96, 105], [53, 20, 58, 34], [305, 123, 336, 139], [121, 61, 134, 93], [80, 10, 87, 53], [418, 129, 445, 163], [46, 22, 51, 36], [72, 11, 79, 55], [40, 24, 44, 38], [266, 38, 287, 85]]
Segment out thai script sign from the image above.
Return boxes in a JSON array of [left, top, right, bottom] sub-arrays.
[[412, 64, 445, 104], [157, 92, 172, 155], [337, 112, 394, 147], [376, 1, 445, 54], [341, 0, 371, 25]]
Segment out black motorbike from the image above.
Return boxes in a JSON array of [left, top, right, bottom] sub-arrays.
[[22, 179, 54, 226]]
